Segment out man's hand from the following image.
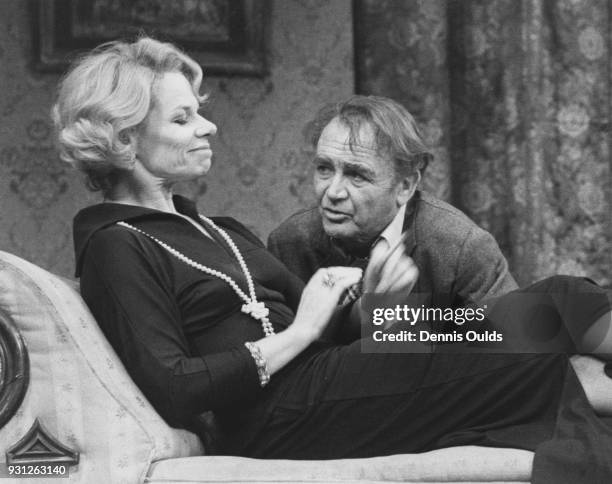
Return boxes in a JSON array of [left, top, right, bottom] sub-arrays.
[[363, 236, 419, 295]]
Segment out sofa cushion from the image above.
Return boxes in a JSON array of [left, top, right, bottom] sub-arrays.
[[146, 447, 532, 483], [0, 251, 203, 484]]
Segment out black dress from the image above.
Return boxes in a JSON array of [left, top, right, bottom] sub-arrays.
[[73, 195, 612, 484]]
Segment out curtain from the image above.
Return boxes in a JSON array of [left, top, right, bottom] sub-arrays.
[[355, 0, 612, 287]]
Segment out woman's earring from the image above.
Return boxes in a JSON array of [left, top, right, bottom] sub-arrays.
[[127, 151, 137, 169]]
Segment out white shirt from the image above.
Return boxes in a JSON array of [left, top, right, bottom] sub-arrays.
[[375, 203, 407, 252]]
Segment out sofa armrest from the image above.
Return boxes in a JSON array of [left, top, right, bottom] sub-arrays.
[[0, 251, 204, 483]]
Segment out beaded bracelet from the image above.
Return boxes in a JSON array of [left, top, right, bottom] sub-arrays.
[[244, 341, 270, 387]]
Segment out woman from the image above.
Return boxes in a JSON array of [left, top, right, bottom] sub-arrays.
[[54, 37, 612, 482]]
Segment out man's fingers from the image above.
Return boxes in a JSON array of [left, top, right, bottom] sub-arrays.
[[364, 242, 388, 287], [365, 232, 411, 292], [383, 231, 410, 266], [377, 248, 407, 288], [377, 259, 419, 293], [390, 265, 419, 293]]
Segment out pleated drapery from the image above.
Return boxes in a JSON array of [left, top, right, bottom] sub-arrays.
[[355, 0, 612, 286]]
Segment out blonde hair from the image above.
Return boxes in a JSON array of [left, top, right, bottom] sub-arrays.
[[52, 36, 206, 193]]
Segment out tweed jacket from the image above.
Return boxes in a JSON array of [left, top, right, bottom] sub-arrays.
[[268, 191, 517, 308]]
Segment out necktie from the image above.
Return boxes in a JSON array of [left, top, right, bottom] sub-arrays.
[[339, 240, 387, 306]]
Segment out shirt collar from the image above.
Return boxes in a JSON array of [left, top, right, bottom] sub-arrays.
[[377, 203, 407, 249], [322, 191, 421, 264], [324, 203, 408, 263], [72, 194, 199, 277]]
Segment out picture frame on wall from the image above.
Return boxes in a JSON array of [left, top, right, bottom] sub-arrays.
[[32, 0, 267, 76]]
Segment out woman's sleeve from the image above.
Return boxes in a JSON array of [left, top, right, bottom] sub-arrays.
[[79, 227, 262, 427]]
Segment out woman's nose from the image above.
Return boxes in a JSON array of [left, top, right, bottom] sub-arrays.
[[195, 118, 217, 137]]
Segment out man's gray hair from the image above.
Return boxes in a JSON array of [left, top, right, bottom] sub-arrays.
[[308, 95, 432, 178]]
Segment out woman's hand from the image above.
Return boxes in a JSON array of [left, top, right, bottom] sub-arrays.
[[254, 267, 362, 377], [291, 267, 363, 341]]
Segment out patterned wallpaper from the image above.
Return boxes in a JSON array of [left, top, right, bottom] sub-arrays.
[[0, 0, 354, 277], [7, 0, 607, 287]]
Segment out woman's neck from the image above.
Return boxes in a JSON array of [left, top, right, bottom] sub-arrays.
[[105, 184, 177, 213]]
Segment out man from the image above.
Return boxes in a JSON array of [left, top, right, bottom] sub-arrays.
[[268, 95, 517, 308]]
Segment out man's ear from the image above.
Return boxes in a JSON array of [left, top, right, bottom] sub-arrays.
[[396, 171, 421, 206]]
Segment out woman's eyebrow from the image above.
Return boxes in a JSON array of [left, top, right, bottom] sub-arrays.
[[172, 104, 198, 114]]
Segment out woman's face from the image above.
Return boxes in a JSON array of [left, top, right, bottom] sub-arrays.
[[134, 71, 217, 183]]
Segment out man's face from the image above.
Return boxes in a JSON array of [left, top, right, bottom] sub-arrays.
[[313, 118, 409, 247]]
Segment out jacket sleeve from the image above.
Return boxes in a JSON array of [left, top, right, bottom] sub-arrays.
[[79, 227, 262, 427], [267, 226, 286, 266], [267, 225, 316, 284], [453, 226, 518, 305]]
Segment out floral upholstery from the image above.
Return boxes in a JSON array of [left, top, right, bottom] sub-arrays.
[[0, 250, 204, 484], [0, 250, 533, 483]]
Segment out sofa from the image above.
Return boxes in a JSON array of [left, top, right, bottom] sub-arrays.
[[0, 250, 533, 483]]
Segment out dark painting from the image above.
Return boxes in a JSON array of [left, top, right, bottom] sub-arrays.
[[33, 0, 267, 75]]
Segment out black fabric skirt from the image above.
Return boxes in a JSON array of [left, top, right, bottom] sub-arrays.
[[218, 275, 612, 484]]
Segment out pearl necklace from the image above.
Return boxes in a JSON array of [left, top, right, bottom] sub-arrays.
[[117, 215, 275, 337]]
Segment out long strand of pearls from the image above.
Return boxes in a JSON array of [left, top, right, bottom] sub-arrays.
[[117, 219, 275, 337]]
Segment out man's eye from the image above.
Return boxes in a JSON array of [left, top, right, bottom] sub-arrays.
[[316, 165, 333, 175], [349, 173, 367, 183], [173, 118, 188, 125]]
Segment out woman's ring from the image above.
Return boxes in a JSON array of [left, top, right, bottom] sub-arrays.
[[322, 270, 336, 288]]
